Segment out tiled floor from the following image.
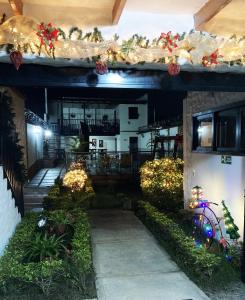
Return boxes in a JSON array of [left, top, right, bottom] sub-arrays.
[[26, 166, 66, 188]]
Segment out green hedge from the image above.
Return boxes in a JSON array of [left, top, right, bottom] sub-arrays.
[[43, 181, 95, 211], [137, 201, 222, 280], [0, 209, 93, 296]]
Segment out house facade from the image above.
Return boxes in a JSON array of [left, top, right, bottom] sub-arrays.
[[48, 99, 149, 154], [183, 91, 245, 240]]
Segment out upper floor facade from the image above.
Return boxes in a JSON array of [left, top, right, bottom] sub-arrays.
[[48, 100, 148, 137]]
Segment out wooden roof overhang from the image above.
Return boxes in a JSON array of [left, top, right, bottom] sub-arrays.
[[1, 62, 245, 92]]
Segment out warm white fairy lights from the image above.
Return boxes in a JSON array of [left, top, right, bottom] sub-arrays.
[[63, 169, 88, 192], [1, 16, 245, 70]]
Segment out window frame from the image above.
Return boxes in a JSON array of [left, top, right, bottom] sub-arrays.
[[216, 108, 240, 153], [193, 113, 214, 151], [128, 107, 139, 120], [192, 100, 245, 155], [240, 107, 245, 151]]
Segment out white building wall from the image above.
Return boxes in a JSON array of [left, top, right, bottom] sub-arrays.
[[58, 103, 148, 153], [118, 103, 148, 151], [27, 124, 44, 168], [0, 167, 21, 256], [184, 92, 245, 240], [89, 136, 117, 152], [119, 104, 147, 131], [138, 132, 153, 152]]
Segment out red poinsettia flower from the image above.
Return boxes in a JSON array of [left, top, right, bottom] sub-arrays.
[[36, 22, 60, 50], [159, 31, 180, 52], [202, 49, 223, 67]]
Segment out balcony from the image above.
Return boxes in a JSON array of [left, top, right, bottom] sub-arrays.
[[58, 118, 120, 136]]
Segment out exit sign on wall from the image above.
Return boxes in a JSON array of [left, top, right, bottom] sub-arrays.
[[221, 155, 232, 165]]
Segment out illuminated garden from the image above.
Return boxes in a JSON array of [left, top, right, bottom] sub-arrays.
[[0, 154, 243, 299]]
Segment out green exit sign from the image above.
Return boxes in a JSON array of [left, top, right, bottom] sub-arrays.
[[221, 155, 232, 165]]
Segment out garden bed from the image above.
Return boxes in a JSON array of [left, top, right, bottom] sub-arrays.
[[0, 209, 96, 299], [136, 201, 242, 291]]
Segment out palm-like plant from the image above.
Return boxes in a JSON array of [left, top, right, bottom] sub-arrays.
[[24, 232, 66, 262], [68, 137, 89, 153]]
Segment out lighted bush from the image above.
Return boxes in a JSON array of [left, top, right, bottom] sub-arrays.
[[63, 169, 88, 192], [140, 158, 184, 211], [44, 172, 94, 211]]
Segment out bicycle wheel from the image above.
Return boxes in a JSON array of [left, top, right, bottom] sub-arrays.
[[192, 213, 215, 249]]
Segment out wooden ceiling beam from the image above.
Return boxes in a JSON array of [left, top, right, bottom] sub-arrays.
[[112, 0, 126, 25], [194, 0, 232, 30], [8, 0, 23, 16]]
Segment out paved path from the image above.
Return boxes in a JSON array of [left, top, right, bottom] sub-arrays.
[[90, 209, 210, 300]]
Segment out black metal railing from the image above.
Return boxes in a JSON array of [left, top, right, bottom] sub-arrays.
[[0, 134, 24, 216], [65, 150, 153, 175], [59, 118, 120, 136]]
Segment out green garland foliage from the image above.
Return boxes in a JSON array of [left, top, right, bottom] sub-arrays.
[[69, 27, 82, 40], [58, 27, 66, 40], [0, 90, 26, 182]]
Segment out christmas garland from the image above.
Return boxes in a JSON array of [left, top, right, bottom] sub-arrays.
[[1, 16, 245, 74]]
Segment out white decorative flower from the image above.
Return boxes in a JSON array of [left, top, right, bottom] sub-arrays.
[[38, 218, 46, 228]]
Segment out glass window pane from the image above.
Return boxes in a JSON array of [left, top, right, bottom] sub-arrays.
[[217, 109, 237, 148], [241, 109, 245, 148], [128, 107, 139, 119], [197, 117, 213, 148]]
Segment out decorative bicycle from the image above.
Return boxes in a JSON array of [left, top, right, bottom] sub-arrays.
[[189, 186, 229, 252]]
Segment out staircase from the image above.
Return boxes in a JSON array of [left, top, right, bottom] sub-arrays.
[[24, 186, 49, 211], [43, 130, 63, 167], [23, 166, 66, 211], [0, 166, 21, 255]]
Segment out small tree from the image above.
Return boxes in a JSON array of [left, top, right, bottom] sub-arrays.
[[222, 200, 240, 240], [140, 158, 184, 212]]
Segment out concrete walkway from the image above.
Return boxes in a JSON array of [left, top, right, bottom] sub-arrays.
[[90, 209, 210, 300]]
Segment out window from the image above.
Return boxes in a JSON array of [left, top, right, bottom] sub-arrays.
[[241, 109, 245, 149], [196, 114, 213, 148], [128, 107, 139, 119], [192, 100, 245, 155], [217, 109, 237, 149]]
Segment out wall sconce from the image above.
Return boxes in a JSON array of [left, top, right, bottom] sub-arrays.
[[44, 129, 52, 138], [33, 125, 42, 134]]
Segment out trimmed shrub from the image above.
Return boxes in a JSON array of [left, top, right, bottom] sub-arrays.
[[0, 210, 93, 296], [43, 179, 95, 211], [137, 201, 222, 279], [140, 158, 184, 211]]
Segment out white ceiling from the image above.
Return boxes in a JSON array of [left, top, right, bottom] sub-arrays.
[[0, 0, 245, 37], [0, 0, 209, 30], [0, 0, 208, 13], [126, 0, 208, 14]]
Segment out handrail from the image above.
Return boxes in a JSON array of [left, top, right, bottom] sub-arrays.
[[64, 150, 154, 175], [58, 118, 120, 136], [0, 132, 24, 217]]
